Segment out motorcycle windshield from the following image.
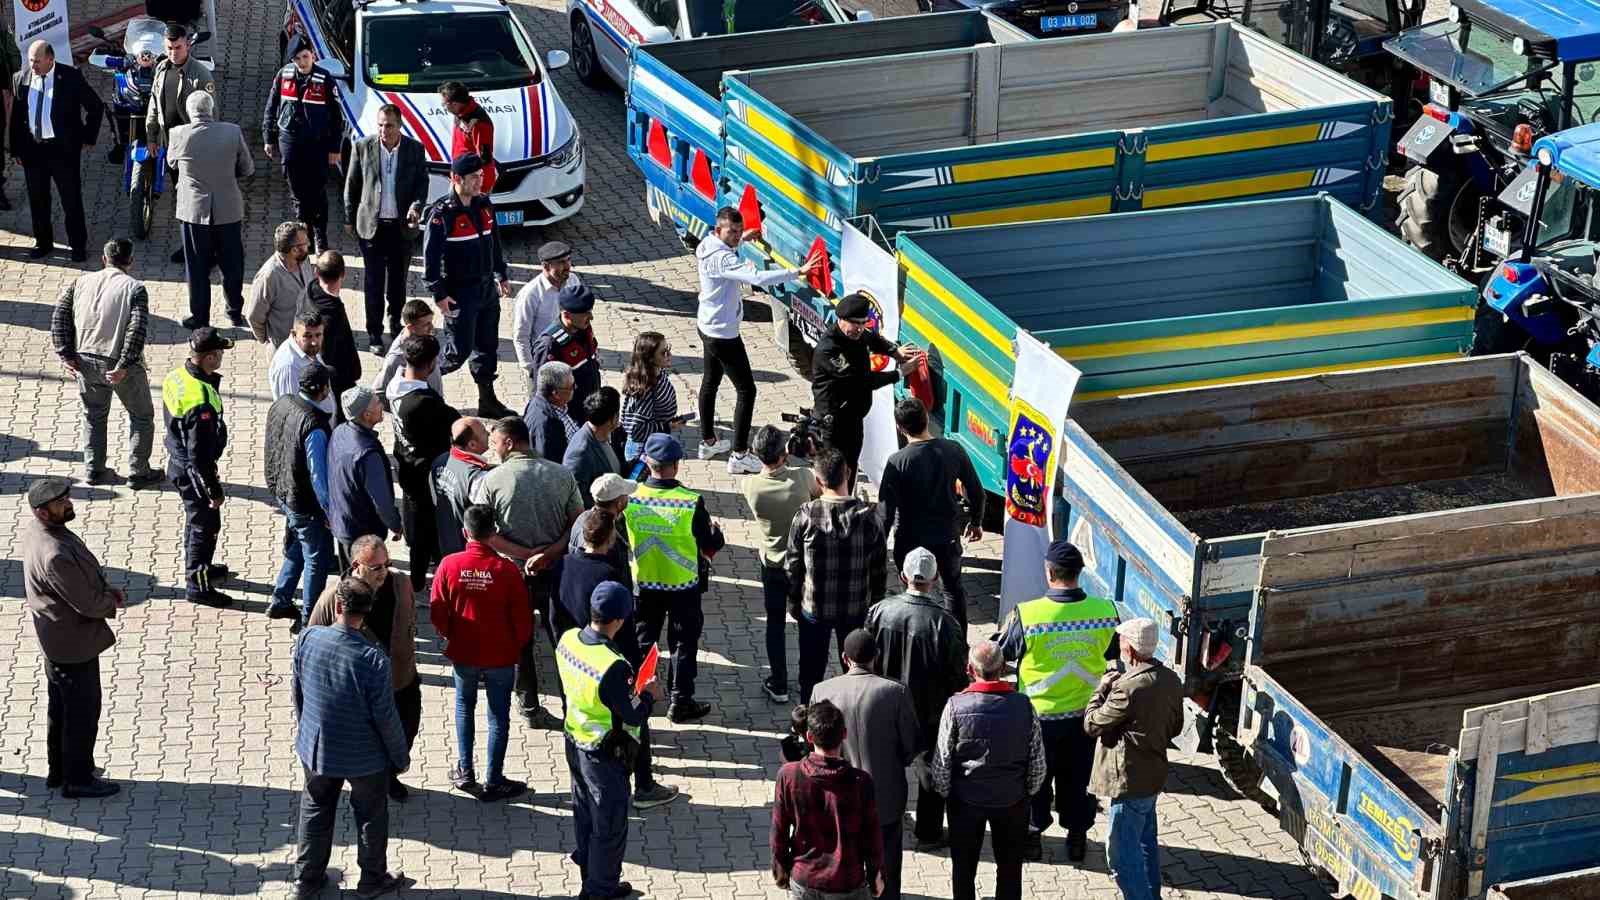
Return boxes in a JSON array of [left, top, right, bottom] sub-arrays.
[[123, 17, 166, 62]]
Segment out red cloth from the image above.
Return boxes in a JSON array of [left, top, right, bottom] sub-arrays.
[[451, 101, 498, 194], [429, 541, 532, 668], [771, 754, 883, 892]]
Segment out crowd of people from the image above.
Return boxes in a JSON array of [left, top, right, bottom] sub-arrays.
[[16, 19, 1188, 900]]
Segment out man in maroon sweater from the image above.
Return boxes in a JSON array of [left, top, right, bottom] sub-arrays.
[[430, 504, 534, 802], [771, 700, 885, 900]]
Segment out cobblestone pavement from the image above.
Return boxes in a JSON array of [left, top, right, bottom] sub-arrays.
[[0, 0, 1339, 897]]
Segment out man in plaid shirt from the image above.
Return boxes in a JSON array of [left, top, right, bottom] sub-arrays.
[[785, 448, 889, 705]]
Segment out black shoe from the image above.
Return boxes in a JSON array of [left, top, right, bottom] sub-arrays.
[[369, 336, 385, 355], [1066, 832, 1087, 862], [226, 311, 247, 329], [450, 764, 481, 797], [293, 873, 328, 899], [69, 248, 87, 263], [632, 783, 681, 810], [354, 873, 409, 899], [582, 883, 635, 900], [914, 835, 947, 852], [180, 315, 205, 329], [107, 144, 125, 164], [521, 707, 562, 730], [171, 249, 185, 265], [476, 383, 514, 420], [762, 677, 789, 704], [1024, 830, 1043, 862], [480, 779, 527, 803], [187, 590, 235, 608], [84, 468, 116, 486], [45, 772, 63, 789], [267, 602, 300, 620], [28, 245, 49, 259], [207, 563, 236, 582], [667, 700, 711, 723], [127, 470, 165, 490], [62, 777, 120, 799], [388, 777, 410, 803], [289, 618, 304, 636]]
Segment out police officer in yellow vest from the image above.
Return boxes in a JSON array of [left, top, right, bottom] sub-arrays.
[[622, 433, 725, 724], [162, 327, 235, 608], [557, 580, 659, 900], [996, 539, 1119, 863]]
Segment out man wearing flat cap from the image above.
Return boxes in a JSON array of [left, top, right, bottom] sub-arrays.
[[810, 292, 924, 480], [423, 152, 516, 419], [1087, 618, 1183, 900], [21, 478, 123, 798], [530, 282, 601, 422], [327, 385, 403, 568], [163, 327, 235, 607], [996, 538, 1120, 862], [513, 240, 584, 379]]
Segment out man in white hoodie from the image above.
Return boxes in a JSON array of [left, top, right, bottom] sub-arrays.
[[695, 206, 819, 475]]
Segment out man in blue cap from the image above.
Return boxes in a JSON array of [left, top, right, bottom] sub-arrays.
[[557, 581, 660, 900], [422, 152, 516, 420], [530, 282, 600, 422], [622, 433, 724, 723], [995, 539, 1120, 863]]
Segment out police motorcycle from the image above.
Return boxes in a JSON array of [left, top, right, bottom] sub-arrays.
[[86, 17, 213, 239]]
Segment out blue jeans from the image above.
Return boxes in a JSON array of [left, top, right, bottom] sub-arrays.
[[1106, 794, 1162, 900], [272, 506, 334, 616], [453, 663, 515, 784]]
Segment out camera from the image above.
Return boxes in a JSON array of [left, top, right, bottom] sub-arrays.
[[780, 704, 812, 762], [780, 409, 823, 462]]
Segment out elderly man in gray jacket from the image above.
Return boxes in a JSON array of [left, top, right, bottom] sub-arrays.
[[168, 90, 253, 331]]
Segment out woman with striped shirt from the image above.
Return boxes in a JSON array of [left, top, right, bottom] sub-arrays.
[[620, 332, 679, 462]]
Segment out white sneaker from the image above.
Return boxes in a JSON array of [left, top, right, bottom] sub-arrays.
[[727, 450, 762, 475], [698, 436, 732, 459]]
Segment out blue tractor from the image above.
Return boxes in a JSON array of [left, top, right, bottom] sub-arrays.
[[1385, 0, 1600, 264]]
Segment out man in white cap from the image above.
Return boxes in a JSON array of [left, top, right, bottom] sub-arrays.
[[326, 386, 403, 568], [569, 473, 637, 587], [1086, 618, 1184, 900]]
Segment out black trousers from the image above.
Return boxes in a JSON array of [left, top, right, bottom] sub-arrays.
[[360, 220, 411, 341], [181, 220, 245, 323], [399, 489, 437, 593], [635, 587, 703, 705], [514, 574, 552, 712], [294, 767, 389, 890], [697, 332, 755, 453], [796, 613, 863, 705], [171, 470, 221, 598], [914, 750, 947, 842], [819, 411, 866, 478], [949, 796, 1029, 900], [881, 817, 904, 900], [1031, 716, 1098, 836], [894, 538, 969, 628], [45, 656, 101, 785], [606, 615, 657, 791], [760, 565, 790, 689], [393, 678, 422, 787], [282, 148, 329, 238], [23, 149, 86, 252]]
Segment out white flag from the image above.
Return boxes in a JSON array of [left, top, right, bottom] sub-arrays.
[[840, 221, 901, 486]]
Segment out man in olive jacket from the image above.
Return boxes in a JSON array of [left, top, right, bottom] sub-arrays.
[[1085, 618, 1184, 900]]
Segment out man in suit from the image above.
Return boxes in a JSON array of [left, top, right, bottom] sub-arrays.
[[9, 40, 102, 261], [345, 104, 429, 355], [810, 628, 919, 900], [167, 90, 253, 329]]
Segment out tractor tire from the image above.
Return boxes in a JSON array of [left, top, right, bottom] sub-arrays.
[[1215, 719, 1277, 815], [1469, 297, 1525, 356], [130, 163, 153, 241], [1396, 164, 1480, 262]]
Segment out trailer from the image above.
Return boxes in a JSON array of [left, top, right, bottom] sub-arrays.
[[625, 11, 1033, 247], [1489, 867, 1600, 900], [896, 194, 1475, 495], [719, 20, 1394, 354]]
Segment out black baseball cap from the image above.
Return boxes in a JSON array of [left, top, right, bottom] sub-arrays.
[[190, 327, 235, 353]]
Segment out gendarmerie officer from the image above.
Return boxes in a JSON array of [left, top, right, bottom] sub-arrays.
[[810, 292, 922, 478], [162, 327, 235, 608], [530, 282, 600, 421], [422, 152, 515, 419], [263, 35, 342, 254]]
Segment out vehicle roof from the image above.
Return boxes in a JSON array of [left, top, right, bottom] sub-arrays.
[[1534, 123, 1600, 185], [359, 0, 511, 18], [1459, 0, 1600, 59]]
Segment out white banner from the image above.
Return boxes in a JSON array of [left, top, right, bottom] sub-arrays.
[[15, 0, 70, 65], [998, 330, 1080, 620], [840, 220, 901, 486]]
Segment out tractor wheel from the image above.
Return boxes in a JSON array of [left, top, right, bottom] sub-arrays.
[[1215, 716, 1277, 815], [1396, 164, 1481, 261]]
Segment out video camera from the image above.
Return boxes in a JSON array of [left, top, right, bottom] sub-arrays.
[[780, 704, 812, 762], [780, 409, 823, 462]]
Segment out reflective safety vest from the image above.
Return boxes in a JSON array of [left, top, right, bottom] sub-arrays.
[[162, 366, 223, 419], [624, 483, 699, 591], [556, 629, 639, 750], [1016, 594, 1119, 720]]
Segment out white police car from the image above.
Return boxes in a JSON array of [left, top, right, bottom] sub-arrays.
[[567, 0, 860, 88], [284, 0, 585, 226]]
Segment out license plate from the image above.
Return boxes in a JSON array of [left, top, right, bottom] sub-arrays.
[[495, 209, 524, 226], [1040, 13, 1097, 30], [1483, 226, 1510, 258], [1428, 79, 1451, 107]]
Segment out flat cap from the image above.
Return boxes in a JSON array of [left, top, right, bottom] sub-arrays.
[[591, 581, 634, 620], [835, 292, 872, 322], [450, 153, 484, 177], [642, 433, 683, 465], [341, 385, 378, 420], [1117, 618, 1158, 658], [558, 283, 595, 313], [538, 241, 572, 263], [591, 473, 638, 504], [27, 477, 70, 509], [189, 326, 234, 353]]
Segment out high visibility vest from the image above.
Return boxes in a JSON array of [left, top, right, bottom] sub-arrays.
[[162, 366, 223, 419], [624, 483, 699, 591], [556, 630, 640, 750], [1016, 594, 1119, 720]]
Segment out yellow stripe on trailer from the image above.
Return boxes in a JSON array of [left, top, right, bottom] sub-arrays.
[[1058, 306, 1475, 361], [947, 195, 1112, 228], [742, 103, 833, 182], [742, 153, 838, 227], [1072, 352, 1462, 402], [902, 304, 1011, 408], [1146, 123, 1324, 163], [950, 147, 1117, 182], [901, 254, 1015, 358], [1142, 170, 1318, 209]]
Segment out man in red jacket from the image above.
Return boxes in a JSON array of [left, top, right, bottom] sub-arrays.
[[430, 504, 532, 802], [440, 82, 495, 196]]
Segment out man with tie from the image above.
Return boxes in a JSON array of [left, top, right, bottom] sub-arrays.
[[9, 40, 103, 262], [344, 104, 429, 355]]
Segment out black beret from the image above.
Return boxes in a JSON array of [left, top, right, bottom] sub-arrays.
[[836, 292, 872, 322], [451, 153, 484, 177]]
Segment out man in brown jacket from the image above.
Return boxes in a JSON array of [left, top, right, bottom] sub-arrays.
[[1085, 618, 1184, 900], [20, 478, 122, 798], [306, 535, 419, 802]]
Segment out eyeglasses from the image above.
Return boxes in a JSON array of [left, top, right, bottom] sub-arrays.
[[359, 559, 391, 571]]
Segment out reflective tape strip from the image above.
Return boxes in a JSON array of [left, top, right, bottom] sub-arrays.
[[1022, 617, 1119, 636]]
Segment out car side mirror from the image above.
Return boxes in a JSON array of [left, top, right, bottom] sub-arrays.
[[191, 31, 213, 44], [855, 8, 874, 20], [321, 57, 352, 84], [641, 24, 675, 44], [546, 49, 571, 71]]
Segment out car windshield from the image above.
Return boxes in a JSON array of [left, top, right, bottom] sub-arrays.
[[684, 0, 839, 37], [1386, 19, 1552, 96], [363, 12, 540, 93]]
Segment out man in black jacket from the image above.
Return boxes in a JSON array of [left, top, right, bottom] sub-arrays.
[[344, 105, 430, 352], [391, 335, 458, 592], [299, 251, 361, 415], [264, 362, 335, 629], [810, 293, 922, 479], [878, 397, 985, 627], [9, 40, 103, 261]]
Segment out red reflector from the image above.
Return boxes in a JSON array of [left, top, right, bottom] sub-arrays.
[[738, 184, 763, 237], [646, 119, 671, 169], [690, 149, 714, 199], [1502, 265, 1520, 284], [1424, 103, 1450, 122], [806, 236, 833, 297]]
